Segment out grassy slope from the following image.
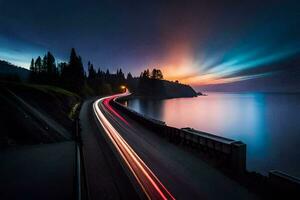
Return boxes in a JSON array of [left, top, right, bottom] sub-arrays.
[[0, 81, 81, 148]]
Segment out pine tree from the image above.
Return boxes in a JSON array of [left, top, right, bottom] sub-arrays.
[[35, 56, 42, 73], [151, 68, 163, 80], [30, 58, 35, 72], [29, 58, 36, 83], [42, 55, 48, 73], [127, 72, 133, 80], [46, 52, 55, 75], [63, 48, 85, 93], [88, 61, 96, 80], [140, 69, 150, 79]]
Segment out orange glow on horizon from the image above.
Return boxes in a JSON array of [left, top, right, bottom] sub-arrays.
[[158, 38, 202, 84], [154, 40, 253, 86], [161, 65, 252, 87], [148, 16, 243, 87]]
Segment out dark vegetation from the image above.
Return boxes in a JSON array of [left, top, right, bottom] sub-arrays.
[[0, 82, 80, 148], [0, 48, 196, 148], [0, 60, 30, 81], [28, 48, 126, 96], [1, 48, 197, 99], [127, 69, 197, 99]]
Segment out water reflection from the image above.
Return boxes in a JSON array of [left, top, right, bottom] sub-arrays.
[[124, 93, 300, 177], [127, 99, 164, 120]]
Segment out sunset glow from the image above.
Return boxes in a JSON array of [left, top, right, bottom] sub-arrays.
[[159, 43, 299, 86], [0, 1, 299, 89]]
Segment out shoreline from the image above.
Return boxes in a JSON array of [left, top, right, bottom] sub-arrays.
[[114, 94, 300, 197], [121, 93, 202, 101], [121, 92, 300, 177]]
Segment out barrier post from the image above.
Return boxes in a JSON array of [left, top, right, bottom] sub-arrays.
[[231, 141, 246, 174]]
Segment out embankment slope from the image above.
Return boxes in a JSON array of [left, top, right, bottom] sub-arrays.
[[0, 82, 80, 148]]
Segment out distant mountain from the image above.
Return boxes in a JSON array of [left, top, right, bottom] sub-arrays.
[[0, 60, 30, 80]]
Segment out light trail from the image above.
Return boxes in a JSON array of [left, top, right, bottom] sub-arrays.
[[93, 94, 175, 200]]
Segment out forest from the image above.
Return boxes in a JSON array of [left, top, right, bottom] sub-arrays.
[[27, 48, 165, 97]]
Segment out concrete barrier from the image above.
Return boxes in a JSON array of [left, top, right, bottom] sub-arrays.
[[269, 170, 300, 195], [181, 128, 246, 173], [111, 97, 246, 173], [111, 96, 300, 195]]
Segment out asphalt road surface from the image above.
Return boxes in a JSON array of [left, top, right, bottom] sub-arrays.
[[82, 93, 258, 199]]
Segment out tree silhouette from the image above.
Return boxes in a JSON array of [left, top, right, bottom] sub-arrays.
[[27, 48, 132, 96], [140, 69, 150, 79], [137, 68, 165, 96], [42, 55, 47, 73], [46, 52, 56, 75], [30, 59, 35, 72], [60, 48, 85, 93], [127, 72, 133, 80], [87, 61, 96, 80], [29, 58, 36, 82], [151, 68, 163, 80], [35, 56, 42, 73]]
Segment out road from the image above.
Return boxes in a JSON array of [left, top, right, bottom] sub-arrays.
[[94, 93, 175, 200], [85, 93, 258, 199], [79, 98, 139, 199], [0, 142, 76, 200]]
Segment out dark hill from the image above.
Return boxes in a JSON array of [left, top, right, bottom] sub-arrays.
[[0, 82, 80, 148], [0, 60, 30, 81], [127, 78, 197, 99]]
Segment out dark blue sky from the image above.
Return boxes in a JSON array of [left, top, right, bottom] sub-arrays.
[[0, 0, 299, 86]]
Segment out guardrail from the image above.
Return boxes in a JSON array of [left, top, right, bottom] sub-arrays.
[[268, 170, 300, 195], [74, 103, 89, 200], [180, 128, 246, 173], [111, 97, 246, 173], [111, 96, 300, 196]]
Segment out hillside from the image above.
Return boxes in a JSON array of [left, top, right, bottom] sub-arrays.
[[0, 82, 81, 148], [0, 60, 30, 81], [162, 80, 198, 98], [127, 78, 197, 99]]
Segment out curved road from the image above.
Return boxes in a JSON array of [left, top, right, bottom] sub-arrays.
[[82, 93, 258, 199], [94, 94, 175, 200]]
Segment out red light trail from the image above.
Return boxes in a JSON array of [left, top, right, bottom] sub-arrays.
[[93, 93, 175, 200]]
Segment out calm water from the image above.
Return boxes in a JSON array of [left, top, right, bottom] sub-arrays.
[[124, 93, 300, 177]]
